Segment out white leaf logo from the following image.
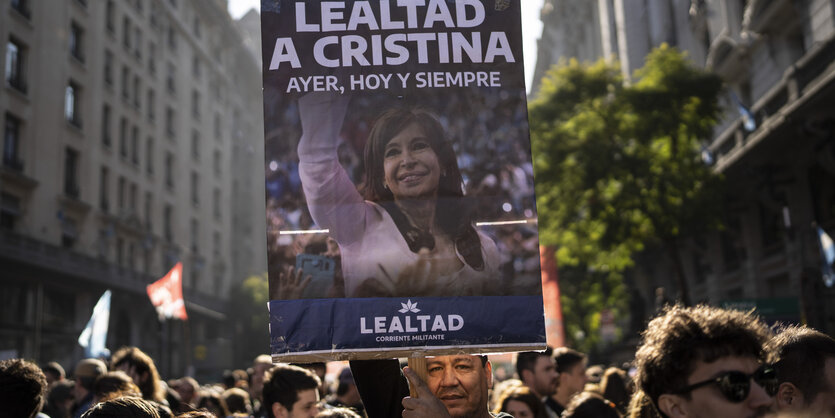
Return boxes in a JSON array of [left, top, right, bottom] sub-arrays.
[[398, 300, 420, 314]]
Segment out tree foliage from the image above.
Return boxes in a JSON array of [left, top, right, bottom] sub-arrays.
[[531, 45, 724, 306], [229, 273, 270, 365]]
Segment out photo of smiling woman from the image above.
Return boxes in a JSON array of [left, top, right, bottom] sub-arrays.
[[297, 91, 501, 298]]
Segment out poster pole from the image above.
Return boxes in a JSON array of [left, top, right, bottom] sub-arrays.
[[407, 356, 427, 397]]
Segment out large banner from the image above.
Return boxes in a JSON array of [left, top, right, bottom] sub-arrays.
[[261, 0, 545, 361]]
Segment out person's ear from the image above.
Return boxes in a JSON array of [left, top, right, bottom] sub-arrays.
[[657, 394, 688, 418], [520, 369, 533, 385], [484, 360, 493, 389], [776, 382, 804, 410], [271, 402, 289, 418]]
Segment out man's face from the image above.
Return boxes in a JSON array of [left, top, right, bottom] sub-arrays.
[[286, 388, 320, 418], [665, 356, 774, 418], [560, 361, 587, 396], [527, 355, 559, 397], [425, 355, 492, 418], [805, 357, 835, 415], [251, 362, 272, 399]]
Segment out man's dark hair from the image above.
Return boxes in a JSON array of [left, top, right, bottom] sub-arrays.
[[554, 347, 586, 374], [80, 396, 161, 418], [263, 364, 321, 418], [562, 392, 620, 418], [767, 324, 835, 403], [516, 347, 554, 378], [633, 305, 770, 412], [0, 358, 47, 418]]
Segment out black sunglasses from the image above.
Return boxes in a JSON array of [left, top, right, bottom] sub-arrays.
[[675, 365, 778, 403]]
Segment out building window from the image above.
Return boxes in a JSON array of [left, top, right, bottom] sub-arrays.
[[99, 166, 110, 212], [191, 171, 199, 206], [61, 218, 78, 249], [165, 107, 175, 137], [129, 182, 137, 210], [192, 54, 201, 78], [10, 0, 31, 19], [131, 126, 139, 164], [191, 131, 200, 161], [121, 66, 130, 100], [193, 16, 201, 38], [164, 152, 174, 189], [148, 42, 156, 75], [166, 63, 175, 94], [191, 90, 200, 119], [146, 137, 154, 175], [106, 0, 115, 33], [213, 188, 220, 220], [213, 149, 221, 176], [167, 26, 177, 51], [163, 204, 173, 241], [190, 218, 199, 253], [65, 82, 82, 128], [144, 191, 152, 230], [122, 16, 131, 49], [134, 28, 142, 59], [117, 176, 125, 210], [101, 104, 111, 147], [103, 50, 113, 86], [119, 117, 128, 158], [0, 192, 22, 230], [70, 22, 85, 62], [64, 147, 80, 198], [146, 89, 155, 121], [132, 75, 140, 108], [6, 38, 27, 93], [3, 113, 23, 172], [213, 114, 221, 139]]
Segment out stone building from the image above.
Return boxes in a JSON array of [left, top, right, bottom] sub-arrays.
[[532, 0, 835, 333], [0, 0, 266, 379]]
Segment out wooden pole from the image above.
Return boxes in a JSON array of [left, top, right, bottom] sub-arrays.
[[407, 356, 427, 397]]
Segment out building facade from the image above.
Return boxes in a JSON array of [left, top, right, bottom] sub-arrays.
[[533, 0, 835, 333], [0, 0, 266, 379]]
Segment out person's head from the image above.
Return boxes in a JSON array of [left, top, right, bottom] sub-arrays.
[[110, 347, 165, 403], [562, 391, 621, 418], [334, 367, 361, 407], [251, 354, 274, 401], [43, 361, 66, 385], [554, 347, 587, 397], [263, 364, 321, 418], [73, 358, 108, 402], [767, 324, 835, 415], [0, 358, 48, 418], [362, 107, 463, 203], [292, 362, 327, 398], [44, 379, 75, 418], [315, 407, 362, 418], [516, 347, 559, 397], [80, 396, 160, 418], [93, 370, 142, 402], [634, 305, 775, 418], [173, 376, 199, 404], [222, 387, 252, 415], [600, 367, 630, 413], [424, 354, 492, 418], [494, 385, 548, 418], [196, 390, 228, 417]]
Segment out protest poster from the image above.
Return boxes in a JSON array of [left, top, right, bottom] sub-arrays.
[[261, 0, 545, 361]]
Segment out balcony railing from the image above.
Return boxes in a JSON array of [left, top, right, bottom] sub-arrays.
[[2, 156, 24, 173], [7, 77, 27, 94]]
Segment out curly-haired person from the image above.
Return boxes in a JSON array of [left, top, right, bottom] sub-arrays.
[[0, 358, 48, 418], [632, 305, 776, 418]]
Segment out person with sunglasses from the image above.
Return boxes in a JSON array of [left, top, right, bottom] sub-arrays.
[[632, 305, 776, 418], [767, 324, 835, 415]]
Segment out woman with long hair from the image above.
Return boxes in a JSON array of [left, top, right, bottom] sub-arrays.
[[297, 92, 500, 297]]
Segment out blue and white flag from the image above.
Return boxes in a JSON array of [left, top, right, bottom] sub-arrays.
[[817, 227, 835, 287], [78, 290, 112, 358], [731, 91, 756, 132]]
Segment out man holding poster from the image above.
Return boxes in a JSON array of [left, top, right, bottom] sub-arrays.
[[262, 0, 545, 360]]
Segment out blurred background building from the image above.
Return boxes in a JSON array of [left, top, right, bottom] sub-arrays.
[[532, 0, 835, 336], [0, 0, 266, 380]]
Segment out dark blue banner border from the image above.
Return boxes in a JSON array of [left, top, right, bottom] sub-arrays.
[[270, 295, 545, 357]]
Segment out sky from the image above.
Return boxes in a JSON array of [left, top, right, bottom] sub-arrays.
[[227, 0, 545, 91]]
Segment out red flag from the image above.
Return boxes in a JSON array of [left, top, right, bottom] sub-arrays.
[[146, 262, 188, 320], [540, 246, 565, 347]]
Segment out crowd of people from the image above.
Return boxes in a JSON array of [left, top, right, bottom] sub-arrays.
[[4, 304, 834, 417]]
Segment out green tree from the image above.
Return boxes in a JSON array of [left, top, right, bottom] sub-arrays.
[[531, 45, 724, 308], [229, 273, 270, 365]]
